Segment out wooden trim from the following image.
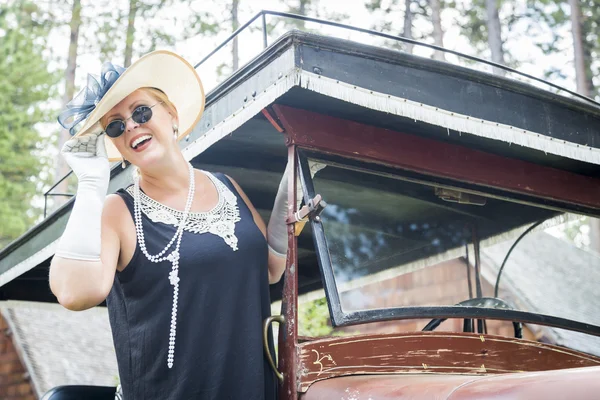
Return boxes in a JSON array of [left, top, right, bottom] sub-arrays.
[[261, 108, 285, 133], [297, 332, 600, 392], [272, 105, 600, 211]]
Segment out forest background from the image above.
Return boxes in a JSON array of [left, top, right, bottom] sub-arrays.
[[1, 0, 598, 256]]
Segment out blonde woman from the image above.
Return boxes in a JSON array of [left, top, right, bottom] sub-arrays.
[[50, 51, 286, 400]]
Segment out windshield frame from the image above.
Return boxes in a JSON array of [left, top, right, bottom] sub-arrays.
[[296, 148, 600, 338]]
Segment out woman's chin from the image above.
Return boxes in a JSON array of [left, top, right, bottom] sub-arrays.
[[128, 150, 159, 168], [129, 147, 171, 170]]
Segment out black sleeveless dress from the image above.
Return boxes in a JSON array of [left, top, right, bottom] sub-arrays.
[[106, 171, 278, 400]]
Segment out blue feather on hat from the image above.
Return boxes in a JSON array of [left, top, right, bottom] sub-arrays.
[[58, 62, 125, 136]]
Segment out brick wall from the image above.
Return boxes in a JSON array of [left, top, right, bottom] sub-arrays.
[[335, 258, 535, 340], [0, 313, 37, 400]]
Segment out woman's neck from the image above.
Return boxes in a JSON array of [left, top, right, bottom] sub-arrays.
[[138, 155, 191, 195]]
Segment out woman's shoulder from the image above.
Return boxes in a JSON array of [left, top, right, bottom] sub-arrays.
[[104, 191, 131, 218]]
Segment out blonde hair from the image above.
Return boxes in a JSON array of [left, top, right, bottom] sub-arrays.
[[99, 87, 178, 128]]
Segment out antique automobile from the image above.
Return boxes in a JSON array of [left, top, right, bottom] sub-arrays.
[[1, 11, 600, 400]]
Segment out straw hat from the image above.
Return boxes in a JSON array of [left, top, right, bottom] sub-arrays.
[[58, 50, 204, 161]]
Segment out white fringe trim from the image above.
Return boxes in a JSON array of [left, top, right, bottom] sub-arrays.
[[299, 71, 600, 165], [182, 68, 300, 160]]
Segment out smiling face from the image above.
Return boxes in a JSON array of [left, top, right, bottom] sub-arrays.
[[101, 88, 179, 169]]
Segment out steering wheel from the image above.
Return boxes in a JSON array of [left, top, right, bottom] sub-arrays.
[[421, 297, 523, 338]]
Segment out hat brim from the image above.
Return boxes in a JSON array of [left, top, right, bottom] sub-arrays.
[[75, 50, 205, 162]]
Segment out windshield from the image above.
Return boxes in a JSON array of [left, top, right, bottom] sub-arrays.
[[297, 155, 600, 355]]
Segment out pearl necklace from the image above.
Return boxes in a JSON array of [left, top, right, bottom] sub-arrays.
[[133, 162, 195, 369]]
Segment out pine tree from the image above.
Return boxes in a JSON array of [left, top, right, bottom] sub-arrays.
[[283, 0, 315, 29], [0, 2, 58, 247], [124, 0, 138, 67], [366, 0, 431, 54], [231, 0, 240, 72], [458, 0, 515, 71], [430, 0, 446, 60], [262, 0, 348, 41], [486, 0, 507, 74], [86, 0, 184, 66], [54, 0, 82, 208], [215, 0, 242, 79]]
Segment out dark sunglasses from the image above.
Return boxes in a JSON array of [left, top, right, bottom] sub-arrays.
[[104, 102, 163, 138]]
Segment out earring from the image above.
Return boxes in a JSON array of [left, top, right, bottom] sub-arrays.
[[173, 123, 179, 140], [121, 157, 126, 169]]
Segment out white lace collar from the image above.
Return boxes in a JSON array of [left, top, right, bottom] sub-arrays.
[[126, 171, 240, 251]]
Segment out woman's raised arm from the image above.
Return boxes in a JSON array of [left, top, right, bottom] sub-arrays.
[[49, 132, 120, 310]]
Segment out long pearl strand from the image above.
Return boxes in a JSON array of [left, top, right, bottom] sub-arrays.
[[133, 162, 195, 369]]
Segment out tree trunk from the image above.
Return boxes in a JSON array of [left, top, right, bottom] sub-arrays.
[[232, 0, 239, 72], [54, 0, 81, 208], [297, 0, 309, 29], [569, 0, 600, 253], [63, 0, 81, 128], [485, 0, 505, 75], [583, 45, 594, 96], [569, 0, 594, 96], [570, 0, 588, 94], [430, 0, 445, 61], [124, 0, 137, 67], [299, 0, 308, 15], [403, 0, 414, 54]]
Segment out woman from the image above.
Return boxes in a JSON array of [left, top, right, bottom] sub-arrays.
[[49, 50, 287, 400]]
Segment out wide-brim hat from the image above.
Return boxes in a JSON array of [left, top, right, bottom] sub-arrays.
[[61, 50, 204, 161]]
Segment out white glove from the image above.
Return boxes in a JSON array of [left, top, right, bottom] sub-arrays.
[[55, 131, 110, 261], [267, 163, 290, 257]]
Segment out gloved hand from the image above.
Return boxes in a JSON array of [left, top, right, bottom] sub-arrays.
[[267, 162, 290, 257], [55, 131, 110, 261]]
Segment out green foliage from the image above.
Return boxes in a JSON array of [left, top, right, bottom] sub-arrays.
[[524, 0, 570, 58], [366, 0, 408, 48], [0, 2, 57, 247], [261, 0, 349, 39], [283, 0, 331, 29], [556, 216, 591, 249], [459, 0, 489, 51], [580, 0, 600, 97], [180, 0, 228, 42], [181, 10, 220, 41], [365, 0, 434, 50], [455, 0, 524, 69], [133, 0, 181, 55], [525, 0, 600, 97], [82, 0, 203, 64], [298, 297, 334, 337], [92, 8, 124, 61]]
